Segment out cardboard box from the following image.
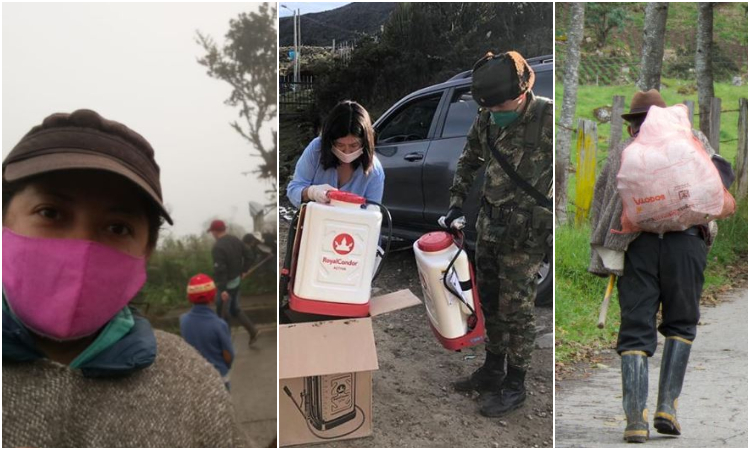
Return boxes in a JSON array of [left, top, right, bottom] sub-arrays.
[[279, 289, 421, 447]]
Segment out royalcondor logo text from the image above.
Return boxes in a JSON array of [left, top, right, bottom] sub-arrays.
[[322, 256, 359, 267], [633, 194, 666, 205]]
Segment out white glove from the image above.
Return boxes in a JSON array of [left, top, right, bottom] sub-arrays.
[[307, 184, 337, 203]]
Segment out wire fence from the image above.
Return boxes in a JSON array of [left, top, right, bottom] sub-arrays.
[[555, 54, 748, 86], [280, 76, 315, 114]]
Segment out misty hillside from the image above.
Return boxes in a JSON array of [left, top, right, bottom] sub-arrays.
[[279, 2, 396, 46]]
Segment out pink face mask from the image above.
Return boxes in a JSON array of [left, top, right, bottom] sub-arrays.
[[2, 228, 147, 341]]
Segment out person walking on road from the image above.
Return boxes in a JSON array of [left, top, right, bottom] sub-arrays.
[[208, 219, 259, 345], [445, 51, 553, 417], [588, 89, 734, 443]]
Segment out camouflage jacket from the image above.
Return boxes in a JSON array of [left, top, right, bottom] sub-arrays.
[[448, 92, 554, 212]]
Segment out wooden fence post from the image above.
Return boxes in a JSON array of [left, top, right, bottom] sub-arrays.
[[708, 97, 722, 154], [735, 98, 748, 201], [683, 100, 695, 128], [574, 119, 598, 226], [609, 96, 625, 152]]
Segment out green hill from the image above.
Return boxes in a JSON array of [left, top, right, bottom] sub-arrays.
[[555, 2, 748, 83], [279, 3, 396, 46]]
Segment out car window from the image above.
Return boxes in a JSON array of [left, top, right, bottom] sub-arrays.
[[442, 87, 477, 139], [533, 69, 553, 98], [377, 94, 441, 144]]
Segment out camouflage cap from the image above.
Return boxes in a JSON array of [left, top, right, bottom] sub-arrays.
[[471, 51, 535, 107]]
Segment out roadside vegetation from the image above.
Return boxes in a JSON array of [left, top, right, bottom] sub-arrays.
[[136, 231, 275, 316]]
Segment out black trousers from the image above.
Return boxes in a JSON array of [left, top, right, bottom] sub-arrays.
[[616, 231, 708, 356]]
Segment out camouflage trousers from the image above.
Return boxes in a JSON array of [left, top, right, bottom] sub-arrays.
[[475, 235, 545, 370]]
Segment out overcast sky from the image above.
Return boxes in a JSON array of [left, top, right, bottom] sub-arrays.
[[279, 2, 349, 17], [3, 2, 276, 238]]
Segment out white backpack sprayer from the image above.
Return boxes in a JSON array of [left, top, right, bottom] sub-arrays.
[[413, 216, 486, 351], [280, 191, 391, 318]]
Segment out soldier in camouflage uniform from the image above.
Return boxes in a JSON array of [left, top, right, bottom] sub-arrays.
[[444, 51, 553, 417]]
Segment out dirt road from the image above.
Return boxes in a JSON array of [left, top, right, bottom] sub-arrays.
[[230, 324, 277, 448], [555, 288, 748, 448]]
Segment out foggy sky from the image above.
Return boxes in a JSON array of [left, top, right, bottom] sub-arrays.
[[2, 2, 276, 238]]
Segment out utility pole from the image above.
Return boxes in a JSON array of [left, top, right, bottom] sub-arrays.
[[281, 5, 300, 87], [295, 8, 301, 83]]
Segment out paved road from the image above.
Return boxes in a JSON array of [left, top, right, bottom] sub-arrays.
[[556, 288, 748, 448], [230, 323, 277, 448]]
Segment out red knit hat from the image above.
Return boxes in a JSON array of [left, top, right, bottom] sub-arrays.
[[187, 273, 217, 304]]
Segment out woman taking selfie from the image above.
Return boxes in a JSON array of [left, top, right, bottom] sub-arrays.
[[2, 109, 246, 447]]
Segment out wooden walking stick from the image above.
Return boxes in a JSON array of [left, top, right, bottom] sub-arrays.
[[597, 274, 616, 329], [242, 253, 274, 279]]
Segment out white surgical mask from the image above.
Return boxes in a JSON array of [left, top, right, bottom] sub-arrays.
[[332, 146, 363, 164]]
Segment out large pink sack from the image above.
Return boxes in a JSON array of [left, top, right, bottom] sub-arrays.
[[616, 104, 735, 234]]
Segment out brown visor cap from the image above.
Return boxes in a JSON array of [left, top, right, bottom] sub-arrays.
[[3, 109, 173, 225]]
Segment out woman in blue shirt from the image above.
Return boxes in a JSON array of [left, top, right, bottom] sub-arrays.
[[287, 100, 385, 207]]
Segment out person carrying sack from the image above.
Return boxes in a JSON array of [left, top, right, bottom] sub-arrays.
[[444, 51, 553, 417], [588, 89, 735, 443]]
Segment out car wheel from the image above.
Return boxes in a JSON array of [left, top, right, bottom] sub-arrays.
[[535, 253, 552, 307]]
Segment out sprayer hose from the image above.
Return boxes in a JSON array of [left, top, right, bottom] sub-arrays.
[[365, 200, 392, 282], [442, 231, 475, 315]]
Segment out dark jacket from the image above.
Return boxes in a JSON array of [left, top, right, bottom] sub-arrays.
[[211, 234, 253, 291]]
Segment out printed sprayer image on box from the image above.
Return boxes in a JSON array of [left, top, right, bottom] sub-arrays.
[[283, 372, 366, 439]]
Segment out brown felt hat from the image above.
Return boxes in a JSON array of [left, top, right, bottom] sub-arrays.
[[2, 109, 173, 225], [471, 51, 535, 107], [621, 89, 667, 122]]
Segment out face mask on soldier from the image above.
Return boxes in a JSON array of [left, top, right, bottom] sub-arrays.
[[491, 111, 521, 127], [489, 94, 525, 128]]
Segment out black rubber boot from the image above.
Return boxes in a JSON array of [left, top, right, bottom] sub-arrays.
[[621, 351, 649, 443], [233, 311, 259, 345], [452, 350, 506, 393], [654, 337, 692, 436], [479, 365, 526, 417]]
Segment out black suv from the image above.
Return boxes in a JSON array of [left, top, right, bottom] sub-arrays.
[[374, 55, 553, 305]]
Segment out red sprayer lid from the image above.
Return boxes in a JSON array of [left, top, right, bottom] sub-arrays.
[[417, 231, 454, 252], [328, 191, 366, 205]]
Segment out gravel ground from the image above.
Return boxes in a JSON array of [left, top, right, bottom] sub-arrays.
[[279, 207, 554, 448]]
